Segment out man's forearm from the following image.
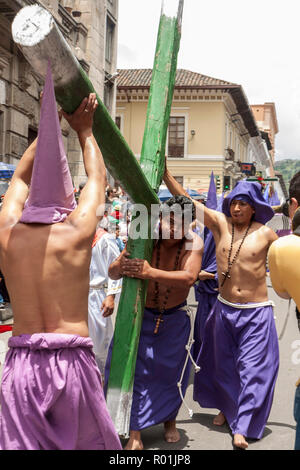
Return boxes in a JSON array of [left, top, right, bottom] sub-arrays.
[[147, 266, 196, 289], [2, 137, 38, 210], [164, 167, 220, 232], [78, 131, 106, 180], [13, 138, 38, 184], [108, 257, 123, 280], [164, 168, 191, 199]]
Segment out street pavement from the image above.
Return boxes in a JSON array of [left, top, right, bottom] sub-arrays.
[[0, 284, 299, 451], [133, 285, 299, 451]]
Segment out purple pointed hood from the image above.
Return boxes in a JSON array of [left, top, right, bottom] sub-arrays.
[[222, 180, 274, 225], [20, 62, 76, 224], [206, 171, 218, 210]]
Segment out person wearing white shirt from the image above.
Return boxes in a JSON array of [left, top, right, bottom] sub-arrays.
[[88, 228, 122, 376]]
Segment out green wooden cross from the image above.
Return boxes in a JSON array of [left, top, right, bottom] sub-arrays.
[[12, 0, 184, 437]]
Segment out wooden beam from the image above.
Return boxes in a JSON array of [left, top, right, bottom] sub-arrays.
[[12, 4, 158, 209], [106, 0, 184, 436]]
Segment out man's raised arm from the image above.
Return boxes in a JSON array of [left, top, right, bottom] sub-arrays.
[[64, 94, 106, 236], [0, 138, 37, 226], [163, 161, 224, 233]]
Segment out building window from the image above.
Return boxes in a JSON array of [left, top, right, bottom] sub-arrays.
[[28, 127, 37, 147], [105, 17, 115, 64], [104, 81, 113, 111], [168, 116, 185, 158], [115, 116, 121, 129], [0, 111, 4, 160]]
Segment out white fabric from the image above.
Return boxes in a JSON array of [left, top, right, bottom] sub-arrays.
[[99, 215, 109, 231], [217, 294, 275, 309], [88, 233, 122, 375]]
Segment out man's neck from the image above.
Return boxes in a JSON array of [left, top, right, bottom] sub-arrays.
[[232, 220, 252, 232]]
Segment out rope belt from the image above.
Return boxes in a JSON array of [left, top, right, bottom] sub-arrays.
[[177, 305, 200, 419], [218, 294, 275, 309]]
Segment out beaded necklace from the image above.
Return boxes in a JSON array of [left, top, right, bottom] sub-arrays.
[[221, 220, 253, 287], [152, 238, 185, 334]]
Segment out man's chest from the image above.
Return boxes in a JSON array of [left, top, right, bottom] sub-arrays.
[[216, 230, 268, 265]]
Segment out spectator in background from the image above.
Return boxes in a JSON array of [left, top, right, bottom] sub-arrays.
[[114, 226, 125, 253], [99, 210, 109, 232], [268, 171, 300, 450], [88, 227, 122, 378]]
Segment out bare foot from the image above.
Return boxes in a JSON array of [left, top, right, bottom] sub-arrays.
[[164, 420, 180, 443], [233, 434, 248, 449], [124, 431, 144, 450], [213, 411, 226, 426]]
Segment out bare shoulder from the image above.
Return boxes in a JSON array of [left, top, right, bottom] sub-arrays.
[[250, 222, 278, 249], [55, 219, 95, 249], [257, 223, 278, 242]]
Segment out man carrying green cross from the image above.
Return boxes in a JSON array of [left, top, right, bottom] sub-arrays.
[[107, 195, 203, 450]]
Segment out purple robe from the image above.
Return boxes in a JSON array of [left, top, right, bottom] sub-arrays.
[[194, 297, 279, 439], [0, 334, 121, 450], [106, 302, 191, 430], [193, 230, 218, 360]]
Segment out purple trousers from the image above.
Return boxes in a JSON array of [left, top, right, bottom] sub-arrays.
[[0, 334, 121, 450], [105, 302, 192, 431], [194, 297, 279, 440], [130, 303, 192, 430]]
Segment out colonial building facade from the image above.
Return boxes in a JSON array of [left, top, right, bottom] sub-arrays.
[[0, 0, 118, 188], [251, 102, 279, 178], [116, 69, 274, 193]]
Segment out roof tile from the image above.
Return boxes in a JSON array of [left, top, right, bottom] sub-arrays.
[[116, 68, 237, 88]]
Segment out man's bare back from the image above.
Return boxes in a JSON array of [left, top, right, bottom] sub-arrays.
[[0, 221, 93, 337], [0, 93, 106, 339]]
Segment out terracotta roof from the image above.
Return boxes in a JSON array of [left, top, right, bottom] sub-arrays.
[[117, 68, 260, 138], [117, 68, 237, 89]]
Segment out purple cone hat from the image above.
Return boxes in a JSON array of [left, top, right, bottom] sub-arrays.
[[206, 171, 218, 210], [20, 62, 76, 224], [222, 180, 274, 225]]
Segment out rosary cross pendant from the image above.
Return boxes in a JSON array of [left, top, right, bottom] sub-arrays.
[[221, 270, 231, 287], [154, 315, 164, 334]]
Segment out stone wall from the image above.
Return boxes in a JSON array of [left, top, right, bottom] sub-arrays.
[[0, 0, 118, 189]]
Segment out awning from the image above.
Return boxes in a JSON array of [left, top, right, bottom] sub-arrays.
[[0, 162, 16, 179], [158, 188, 204, 201]]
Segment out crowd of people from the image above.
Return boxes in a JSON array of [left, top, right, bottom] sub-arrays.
[[0, 64, 299, 452]]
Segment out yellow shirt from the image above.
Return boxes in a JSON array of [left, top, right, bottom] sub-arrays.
[[268, 234, 300, 310], [269, 235, 300, 388]]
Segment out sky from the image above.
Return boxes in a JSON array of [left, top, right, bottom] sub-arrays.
[[117, 0, 300, 162]]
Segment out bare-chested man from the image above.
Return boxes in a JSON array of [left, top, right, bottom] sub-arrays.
[[164, 163, 279, 449], [0, 73, 121, 450], [107, 196, 203, 450]]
